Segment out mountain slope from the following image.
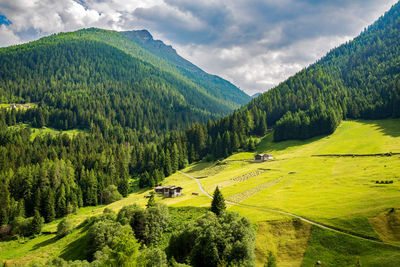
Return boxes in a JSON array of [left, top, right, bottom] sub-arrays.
[[233, 3, 400, 141], [0, 28, 249, 134], [245, 1, 400, 141], [121, 30, 250, 106]]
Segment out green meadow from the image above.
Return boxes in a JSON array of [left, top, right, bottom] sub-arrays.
[[2, 119, 400, 266], [7, 124, 87, 141]]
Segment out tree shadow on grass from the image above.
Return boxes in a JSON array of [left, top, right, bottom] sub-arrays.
[[255, 131, 327, 154], [129, 179, 151, 194], [31, 235, 58, 251], [59, 227, 91, 261], [359, 119, 400, 138], [184, 162, 215, 174]]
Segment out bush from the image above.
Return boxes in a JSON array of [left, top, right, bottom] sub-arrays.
[[101, 185, 122, 204], [143, 204, 170, 245], [57, 217, 73, 238], [117, 203, 170, 245], [169, 212, 256, 267], [87, 219, 125, 257], [11, 211, 44, 237], [141, 247, 168, 267], [265, 251, 277, 267], [117, 204, 146, 240]]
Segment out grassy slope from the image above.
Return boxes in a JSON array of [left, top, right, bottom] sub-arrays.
[[2, 119, 400, 266], [7, 124, 87, 141]]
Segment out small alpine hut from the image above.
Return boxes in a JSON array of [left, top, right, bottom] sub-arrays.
[[254, 154, 273, 163], [154, 185, 183, 198]]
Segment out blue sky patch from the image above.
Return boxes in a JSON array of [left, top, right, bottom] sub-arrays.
[[0, 14, 11, 26]]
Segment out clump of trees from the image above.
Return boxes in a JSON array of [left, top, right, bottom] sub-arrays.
[[28, 200, 256, 267], [168, 212, 256, 266]]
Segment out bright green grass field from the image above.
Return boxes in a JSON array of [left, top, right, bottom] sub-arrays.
[[2, 119, 400, 266]]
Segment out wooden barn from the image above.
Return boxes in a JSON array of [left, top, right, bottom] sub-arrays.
[[154, 185, 183, 198], [254, 154, 274, 162]]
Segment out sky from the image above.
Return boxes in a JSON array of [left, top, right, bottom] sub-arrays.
[[0, 0, 397, 95]]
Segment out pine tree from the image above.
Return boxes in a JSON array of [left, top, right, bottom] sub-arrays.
[[43, 190, 56, 222], [164, 149, 173, 177], [56, 184, 67, 217], [0, 181, 10, 225], [147, 192, 156, 208], [211, 186, 226, 216], [31, 209, 44, 235]]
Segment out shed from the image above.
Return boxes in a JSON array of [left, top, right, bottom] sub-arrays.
[[154, 185, 183, 198], [254, 154, 273, 162]]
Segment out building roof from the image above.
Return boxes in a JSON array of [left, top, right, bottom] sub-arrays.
[[155, 185, 182, 190], [255, 153, 273, 157]]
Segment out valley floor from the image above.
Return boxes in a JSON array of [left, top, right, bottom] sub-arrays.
[[2, 119, 400, 266]]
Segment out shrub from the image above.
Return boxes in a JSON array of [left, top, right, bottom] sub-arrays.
[[57, 217, 73, 238], [143, 203, 170, 245], [169, 212, 256, 267], [87, 219, 125, 257], [101, 185, 122, 204], [265, 251, 277, 267]]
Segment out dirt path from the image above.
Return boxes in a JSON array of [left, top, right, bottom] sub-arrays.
[[178, 170, 400, 249]]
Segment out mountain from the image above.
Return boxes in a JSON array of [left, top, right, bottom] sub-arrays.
[[251, 93, 262, 98], [245, 1, 400, 141], [121, 30, 250, 107], [0, 28, 249, 135], [156, 1, 400, 170]]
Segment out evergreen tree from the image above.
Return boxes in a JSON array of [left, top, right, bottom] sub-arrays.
[[146, 192, 156, 208], [0, 181, 10, 225], [265, 251, 277, 267], [43, 190, 55, 222], [31, 209, 44, 235], [56, 184, 67, 217], [211, 186, 226, 216]]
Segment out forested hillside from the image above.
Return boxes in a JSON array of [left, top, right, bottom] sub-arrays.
[[0, 28, 249, 135], [248, 2, 400, 141], [121, 30, 250, 107], [0, 28, 250, 232]]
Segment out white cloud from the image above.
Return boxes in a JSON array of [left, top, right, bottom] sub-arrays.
[[0, 24, 21, 46]]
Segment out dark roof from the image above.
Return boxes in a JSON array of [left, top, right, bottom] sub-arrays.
[[155, 185, 182, 190]]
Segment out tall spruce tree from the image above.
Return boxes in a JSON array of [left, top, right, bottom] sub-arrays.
[[211, 186, 226, 216], [31, 209, 44, 235]]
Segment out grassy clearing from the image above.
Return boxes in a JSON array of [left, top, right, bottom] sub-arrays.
[[0, 103, 38, 110], [369, 209, 400, 244], [7, 124, 87, 141], [301, 226, 400, 267], [161, 119, 400, 265], [174, 119, 400, 238], [255, 219, 312, 267]]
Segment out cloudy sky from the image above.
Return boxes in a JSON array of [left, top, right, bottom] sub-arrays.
[[0, 0, 397, 95]]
